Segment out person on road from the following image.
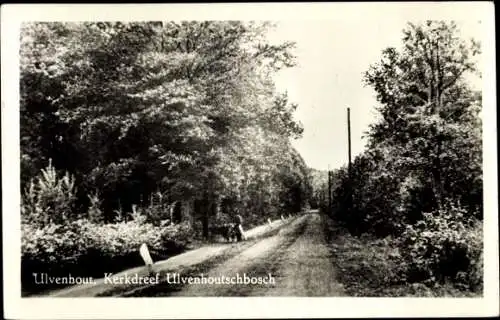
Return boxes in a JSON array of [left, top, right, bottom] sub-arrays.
[[233, 213, 245, 241]]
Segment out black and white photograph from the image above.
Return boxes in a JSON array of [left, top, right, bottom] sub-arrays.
[[2, 2, 498, 319]]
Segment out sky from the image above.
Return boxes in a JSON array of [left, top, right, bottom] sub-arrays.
[[267, 20, 483, 171]]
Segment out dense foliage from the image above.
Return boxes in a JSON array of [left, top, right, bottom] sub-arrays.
[[308, 168, 328, 209], [20, 21, 312, 292], [21, 21, 311, 225], [326, 21, 483, 294]]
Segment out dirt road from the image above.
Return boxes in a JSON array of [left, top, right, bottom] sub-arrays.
[[49, 211, 344, 297], [125, 212, 345, 297]]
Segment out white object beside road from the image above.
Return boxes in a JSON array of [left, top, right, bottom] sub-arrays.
[[139, 243, 154, 266], [238, 224, 246, 240]]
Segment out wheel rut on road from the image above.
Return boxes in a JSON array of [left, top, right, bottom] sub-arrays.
[[117, 216, 304, 297], [171, 214, 310, 297], [259, 213, 345, 296], [164, 213, 344, 297], [91, 212, 344, 297]]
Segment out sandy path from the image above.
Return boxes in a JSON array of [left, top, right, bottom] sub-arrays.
[[46, 212, 343, 297], [46, 216, 295, 297], [170, 215, 309, 296], [166, 212, 344, 297], [259, 213, 345, 296]]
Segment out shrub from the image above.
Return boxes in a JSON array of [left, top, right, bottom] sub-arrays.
[[143, 192, 173, 226], [21, 221, 85, 265], [21, 216, 193, 294], [87, 192, 103, 223], [399, 202, 483, 291], [21, 159, 77, 226]]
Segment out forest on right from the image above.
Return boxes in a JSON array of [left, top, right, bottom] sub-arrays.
[[317, 21, 483, 297]]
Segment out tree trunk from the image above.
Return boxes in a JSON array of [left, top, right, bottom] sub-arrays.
[[201, 197, 210, 239], [213, 195, 221, 221], [172, 201, 182, 223], [182, 200, 195, 229], [434, 138, 445, 209]]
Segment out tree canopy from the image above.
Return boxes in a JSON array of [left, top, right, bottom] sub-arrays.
[[20, 21, 311, 230], [329, 21, 482, 236]]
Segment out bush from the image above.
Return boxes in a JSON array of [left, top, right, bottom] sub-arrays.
[[399, 203, 483, 291], [21, 216, 193, 294], [21, 159, 77, 225]]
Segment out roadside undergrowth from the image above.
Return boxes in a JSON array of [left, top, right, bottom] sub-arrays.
[[324, 215, 481, 297]]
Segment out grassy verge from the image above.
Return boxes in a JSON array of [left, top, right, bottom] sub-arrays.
[[323, 215, 481, 297]]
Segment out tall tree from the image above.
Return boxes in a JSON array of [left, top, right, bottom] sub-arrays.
[[331, 21, 482, 236], [363, 20, 482, 214], [20, 21, 310, 229]]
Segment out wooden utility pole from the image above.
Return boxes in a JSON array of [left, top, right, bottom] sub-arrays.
[[347, 107, 352, 174], [347, 107, 353, 216], [327, 168, 332, 210]]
